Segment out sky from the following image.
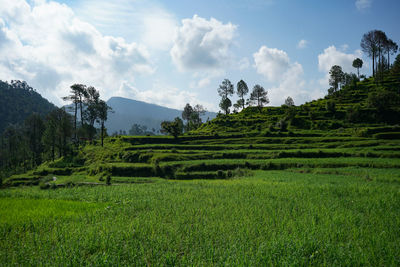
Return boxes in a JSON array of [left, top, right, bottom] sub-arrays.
[[0, 0, 399, 111]]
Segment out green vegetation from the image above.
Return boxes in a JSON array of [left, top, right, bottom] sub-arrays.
[[0, 80, 57, 134], [0, 29, 399, 265], [1, 170, 400, 265]]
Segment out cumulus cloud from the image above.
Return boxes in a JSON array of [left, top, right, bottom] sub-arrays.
[[297, 39, 308, 49], [252, 45, 319, 105], [253, 46, 290, 82], [355, 0, 372, 10], [0, 0, 154, 104], [170, 15, 237, 71], [318, 45, 362, 73], [317, 45, 364, 90]]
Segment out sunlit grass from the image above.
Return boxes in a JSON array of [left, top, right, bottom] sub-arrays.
[[1, 170, 399, 265]]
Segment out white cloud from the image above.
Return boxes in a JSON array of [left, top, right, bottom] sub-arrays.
[[0, 0, 155, 105], [317, 45, 364, 90], [73, 0, 178, 51], [355, 0, 372, 10], [141, 11, 178, 50], [252, 45, 319, 105], [253, 46, 290, 82], [170, 15, 237, 71], [318, 45, 362, 74], [297, 39, 308, 49]]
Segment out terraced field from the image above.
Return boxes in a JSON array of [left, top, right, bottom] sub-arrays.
[[4, 127, 400, 186]]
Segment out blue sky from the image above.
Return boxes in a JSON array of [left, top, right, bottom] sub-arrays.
[[0, 0, 399, 111]]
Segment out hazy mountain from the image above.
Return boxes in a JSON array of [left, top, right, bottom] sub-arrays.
[[0, 80, 57, 133], [105, 97, 217, 134]]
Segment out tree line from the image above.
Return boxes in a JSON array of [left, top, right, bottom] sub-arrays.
[[218, 79, 269, 114], [160, 103, 206, 138], [328, 30, 398, 95], [0, 83, 111, 180], [361, 30, 398, 78]]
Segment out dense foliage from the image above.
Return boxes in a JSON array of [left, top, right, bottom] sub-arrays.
[[0, 82, 111, 180], [0, 80, 56, 134]]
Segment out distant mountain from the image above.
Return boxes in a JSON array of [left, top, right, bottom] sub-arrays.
[[105, 97, 217, 134], [0, 80, 57, 133]]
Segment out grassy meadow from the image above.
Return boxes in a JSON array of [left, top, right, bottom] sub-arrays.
[[1, 168, 400, 265]]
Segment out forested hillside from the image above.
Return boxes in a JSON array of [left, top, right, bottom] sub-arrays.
[[0, 80, 56, 134]]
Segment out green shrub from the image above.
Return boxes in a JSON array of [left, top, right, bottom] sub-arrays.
[[106, 175, 112, 185]]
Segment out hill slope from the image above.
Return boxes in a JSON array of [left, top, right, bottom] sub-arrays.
[[194, 71, 400, 135], [0, 80, 56, 133], [105, 97, 216, 134]]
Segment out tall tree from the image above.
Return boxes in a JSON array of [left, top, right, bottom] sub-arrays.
[[329, 65, 344, 93], [182, 103, 194, 131], [236, 80, 249, 110], [42, 110, 58, 161], [249, 85, 269, 109], [384, 39, 398, 69], [218, 79, 234, 115], [375, 30, 388, 75], [191, 104, 206, 129], [219, 97, 232, 115], [361, 30, 379, 77], [96, 100, 111, 147], [63, 84, 87, 141], [24, 114, 45, 167], [56, 108, 73, 157], [83, 86, 100, 140], [352, 58, 363, 78]]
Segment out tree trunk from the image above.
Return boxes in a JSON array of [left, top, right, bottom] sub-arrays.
[[79, 96, 84, 128], [372, 51, 375, 77], [74, 102, 77, 140], [101, 121, 104, 147]]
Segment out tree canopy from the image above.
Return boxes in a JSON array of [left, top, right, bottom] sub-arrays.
[[218, 79, 234, 115], [249, 85, 269, 109], [352, 58, 363, 78]]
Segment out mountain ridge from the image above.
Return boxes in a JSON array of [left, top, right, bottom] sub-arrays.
[[105, 96, 217, 134]]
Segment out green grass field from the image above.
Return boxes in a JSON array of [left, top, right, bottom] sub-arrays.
[[1, 169, 400, 265]]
